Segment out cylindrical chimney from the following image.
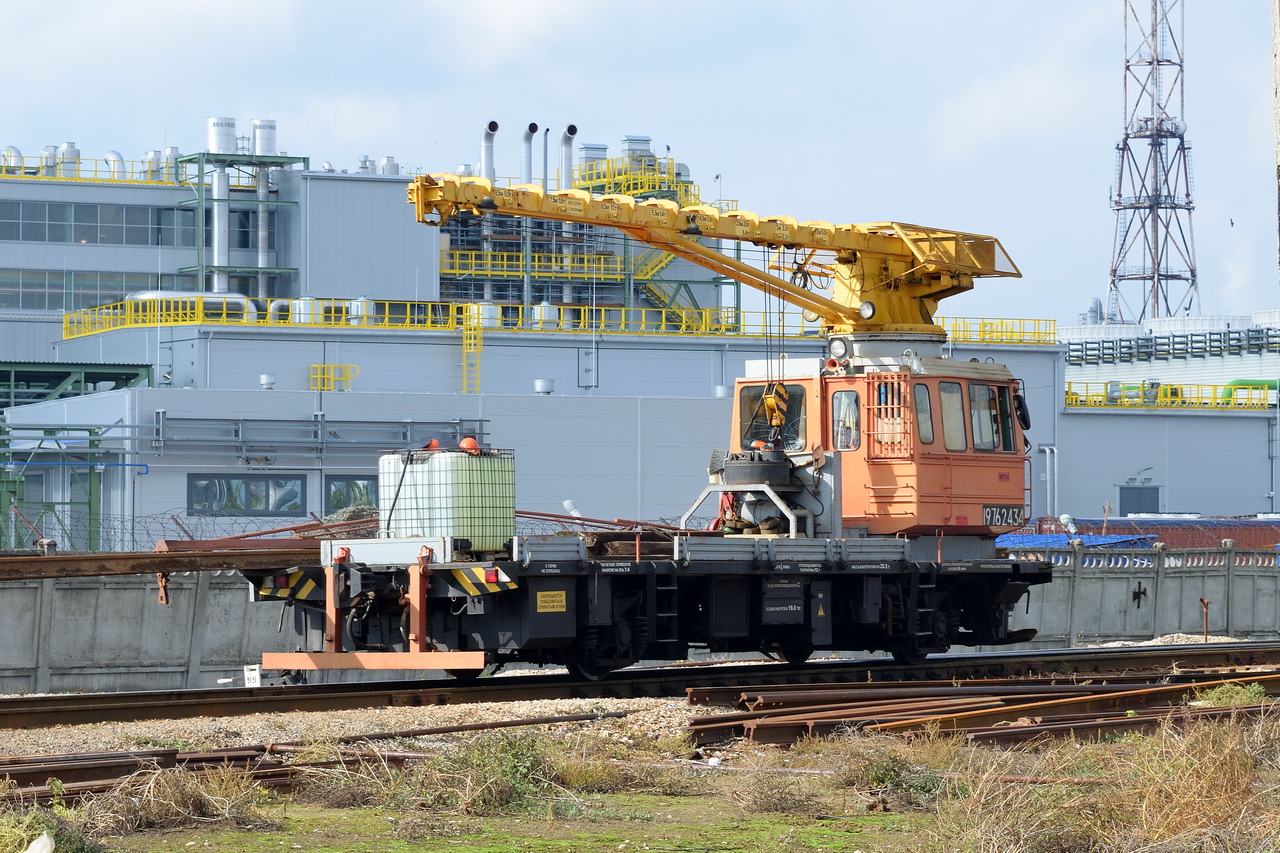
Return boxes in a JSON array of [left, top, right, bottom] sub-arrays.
[[521, 122, 538, 183], [559, 124, 577, 190], [480, 120, 498, 183], [212, 167, 230, 292]]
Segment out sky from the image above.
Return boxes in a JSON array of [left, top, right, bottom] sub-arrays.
[[1, 0, 1273, 325]]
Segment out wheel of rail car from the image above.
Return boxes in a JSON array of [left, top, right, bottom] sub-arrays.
[[889, 648, 929, 666], [445, 668, 485, 681], [565, 660, 620, 681], [780, 646, 813, 665]]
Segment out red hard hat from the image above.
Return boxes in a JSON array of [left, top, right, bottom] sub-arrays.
[[459, 437, 479, 454]]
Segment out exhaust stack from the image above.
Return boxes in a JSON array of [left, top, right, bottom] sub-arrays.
[[559, 124, 577, 190]]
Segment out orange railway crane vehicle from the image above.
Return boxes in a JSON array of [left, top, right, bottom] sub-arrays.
[[409, 174, 1031, 537], [239, 171, 1049, 680]]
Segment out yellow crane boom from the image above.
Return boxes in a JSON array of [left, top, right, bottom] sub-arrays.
[[408, 173, 1020, 337]]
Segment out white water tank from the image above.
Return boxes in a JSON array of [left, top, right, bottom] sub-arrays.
[[207, 117, 237, 154], [377, 449, 516, 550], [251, 119, 277, 156]]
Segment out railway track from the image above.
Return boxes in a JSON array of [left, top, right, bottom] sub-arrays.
[[5, 642, 1280, 803], [3, 642, 1279, 730]]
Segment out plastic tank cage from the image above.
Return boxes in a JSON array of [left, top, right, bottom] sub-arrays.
[[378, 448, 516, 551]]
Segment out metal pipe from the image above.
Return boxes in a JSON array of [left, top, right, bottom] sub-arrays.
[[103, 150, 125, 180], [480, 121, 498, 260], [1040, 445, 1058, 517], [1, 146, 21, 174], [522, 123, 538, 305], [558, 125, 579, 301], [479, 120, 498, 183], [211, 167, 230, 292], [559, 125, 577, 190], [256, 168, 270, 299], [520, 123, 537, 184]]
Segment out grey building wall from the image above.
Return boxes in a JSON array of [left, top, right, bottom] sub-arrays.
[[55, 324, 831, 397], [6, 386, 736, 545], [1051, 408, 1275, 518], [279, 171, 439, 302], [0, 311, 63, 359]]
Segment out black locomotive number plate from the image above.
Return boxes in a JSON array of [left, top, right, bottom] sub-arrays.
[[982, 505, 1024, 527]]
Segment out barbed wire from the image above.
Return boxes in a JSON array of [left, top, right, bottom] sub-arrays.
[[4, 506, 716, 553]]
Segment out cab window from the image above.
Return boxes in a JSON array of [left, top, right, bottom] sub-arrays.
[[914, 384, 934, 445], [939, 381, 967, 451], [739, 382, 806, 451], [832, 390, 860, 450], [970, 383, 1015, 451]]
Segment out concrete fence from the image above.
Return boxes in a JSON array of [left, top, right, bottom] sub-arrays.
[[1007, 542, 1280, 647], [2, 543, 1277, 693]]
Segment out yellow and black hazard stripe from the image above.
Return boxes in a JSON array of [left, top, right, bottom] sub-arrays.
[[449, 566, 518, 597], [254, 569, 326, 602]]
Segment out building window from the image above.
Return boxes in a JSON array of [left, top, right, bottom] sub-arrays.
[[0, 201, 198, 247], [325, 475, 377, 515], [188, 474, 306, 516], [0, 268, 196, 310]]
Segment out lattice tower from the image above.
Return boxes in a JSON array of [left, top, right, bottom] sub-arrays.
[[1108, 0, 1199, 322]]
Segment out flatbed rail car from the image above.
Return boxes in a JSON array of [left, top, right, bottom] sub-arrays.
[[246, 515, 1050, 680]]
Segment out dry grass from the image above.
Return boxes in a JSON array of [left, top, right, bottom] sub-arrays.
[[550, 732, 706, 797], [12, 709, 1280, 850], [291, 745, 408, 809], [715, 750, 827, 817], [933, 718, 1280, 852], [0, 809, 105, 853], [80, 764, 277, 835]]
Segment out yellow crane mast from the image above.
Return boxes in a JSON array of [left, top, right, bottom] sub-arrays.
[[408, 173, 1021, 338]]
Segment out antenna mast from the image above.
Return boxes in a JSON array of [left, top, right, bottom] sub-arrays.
[[1108, 0, 1198, 322]]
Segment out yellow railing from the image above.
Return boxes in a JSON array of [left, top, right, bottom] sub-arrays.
[[443, 250, 628, 281], [309, 364, 360, 391], [62, 296, 812, 340], [572, 156, 701, 205], [0, 154, 262, 188], [938, 317, 1057, 345], [1065, 381, 1273, 410], [63, 297, 1055, 348], [634, 247, 676, 281]]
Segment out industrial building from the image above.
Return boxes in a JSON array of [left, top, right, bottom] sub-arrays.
[[0, 116, 1277, 546], [0, 112, 1278, 690]]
